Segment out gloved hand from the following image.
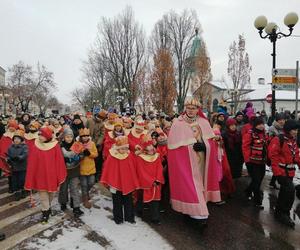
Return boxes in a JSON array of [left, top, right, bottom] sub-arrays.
[[193, 142, 206, 152], [83, 149, 91, 156]]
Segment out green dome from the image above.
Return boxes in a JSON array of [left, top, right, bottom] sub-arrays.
[[190, 29, 201, 57]]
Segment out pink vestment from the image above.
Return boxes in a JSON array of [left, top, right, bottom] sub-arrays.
[[168, 115, 221, 217]]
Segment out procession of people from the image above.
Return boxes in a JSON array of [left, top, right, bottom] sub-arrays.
[[0, 98, 300, 242]]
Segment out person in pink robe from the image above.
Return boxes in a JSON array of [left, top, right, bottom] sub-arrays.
[[168, 98, 221, 225]]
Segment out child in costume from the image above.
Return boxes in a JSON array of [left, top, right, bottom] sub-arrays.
[[59, 128, 84, 217], [101, 136, 139, 224], [77, 128, 98, 208], [25, 126, 67, 224], [135, 134, 165, 224], [7, 130, 28, 201], [0, 120, 19, 192]]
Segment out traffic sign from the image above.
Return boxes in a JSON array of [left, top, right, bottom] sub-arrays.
[[266, 94, 272, 104], [272, 68, 298, 91]]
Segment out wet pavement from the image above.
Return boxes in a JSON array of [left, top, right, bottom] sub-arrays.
[[145, 173, 300, 250]]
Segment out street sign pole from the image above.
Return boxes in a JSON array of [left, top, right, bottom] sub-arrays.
[[296, 61, 299, 120]]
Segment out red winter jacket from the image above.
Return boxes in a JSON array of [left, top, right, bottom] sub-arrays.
[[241, 123, 252, 138], [242, 129, 268, 165], [268, 135, 300, 177]]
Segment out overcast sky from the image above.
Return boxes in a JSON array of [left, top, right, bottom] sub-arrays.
[[0, 0, 299, 104]]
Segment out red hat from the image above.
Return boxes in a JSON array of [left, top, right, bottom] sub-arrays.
[[8, 120, 19, 129], [226, 118, 237, 127], [39, 127, 53, 141]]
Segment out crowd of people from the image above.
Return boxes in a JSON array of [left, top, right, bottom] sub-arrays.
[[0, 99, 300, 241]]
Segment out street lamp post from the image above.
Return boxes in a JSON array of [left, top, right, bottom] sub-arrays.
[[114, 88, 127, 113], [254, 12, 298, 121]]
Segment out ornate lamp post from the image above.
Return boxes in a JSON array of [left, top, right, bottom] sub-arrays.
[[254, 12, 298, 121]]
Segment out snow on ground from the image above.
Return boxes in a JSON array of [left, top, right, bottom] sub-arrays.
[[26, 223, 104, 250], [81, 195, 173, 250], [22, 193, 173, 250]]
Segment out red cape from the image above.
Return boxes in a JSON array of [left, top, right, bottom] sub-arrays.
[[135, 154, 165, 202], [0, 136, 12, 175], [25, 141, 67, 192], [128, 132, 144, 152], [100, 151, 139, 195], [102, 133, 116, 161]]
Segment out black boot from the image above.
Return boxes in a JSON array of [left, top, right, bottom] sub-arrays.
[[0, 232, 5, 241], [14, 191, 21, 201], [21, 189, 27, 199], [70, 198, 74, 209], [73, 207, 84, 218], [275, 210, 295, 229], [41, 210, 50, 224], [61, 204, 67, 211]]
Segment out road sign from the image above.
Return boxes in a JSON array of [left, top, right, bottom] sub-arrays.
[[272, 68, 298, 91], [266, 94, 272, 104]]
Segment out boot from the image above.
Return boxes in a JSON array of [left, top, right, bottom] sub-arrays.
[[82, 195, 92, 209], [61, 204, 67, 211], [21, 189, 27, 199], [275, 210, 295, 229], [70, 198, 74, 208], [0, 232, 5, 241], [73, 207, 84, 218], [41, 210, 50, 224], [14, 191, 21, 201]]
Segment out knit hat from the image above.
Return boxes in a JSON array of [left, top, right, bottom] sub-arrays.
[[283, 119, 300, 133], [73, 114, 81, 121], [235, 111, 244, 117], [253, 117, 264, 128], [8, 120, 19, 129], [275, 112, 286, 121], [39, 127, 53, 141], [62, 127, 74, 137], [226, 118, 237, 127], [13, 130, 25, 141]]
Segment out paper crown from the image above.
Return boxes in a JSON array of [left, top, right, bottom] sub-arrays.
[[30, 121, 41, 130], [13, 129, 25, 139], [123, 117, 133, 124], [115, 136, 129, 148], [184, 98, 201, 107], [8, 120, 19, 129], [108, 113, 118, 121], [98, 110, 108, 119], [141, 134, 153, 149], [79, 128, 90, 136], [114, 118, 123, 128]]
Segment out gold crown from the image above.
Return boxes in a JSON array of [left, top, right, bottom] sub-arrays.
[[115, 136, 129, 147], [79, 128, 90, 136], [114, 118, 123, 127], [184, 98, 201, 107], [108, 113, 118, 121], [30, 121, 41, 130], [13, 129, 25, 138]]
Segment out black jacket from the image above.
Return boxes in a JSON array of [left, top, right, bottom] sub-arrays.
[[7, 143, 28, 172]]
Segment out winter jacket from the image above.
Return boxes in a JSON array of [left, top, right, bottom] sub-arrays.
[[268, 134, 300, 177], [7, 143, 28, 172], [86, 117, 105, 147], [61, 144, 82, 179], [241, 123, 252, 138], [242, 129, 268, 165], [79, 140, 98, 176]]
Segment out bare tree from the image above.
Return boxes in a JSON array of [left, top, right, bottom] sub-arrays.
[[227, 34, 252, 113], [160, 9, 201, 112], [96, 6, 146, 110], [7, 61, 56, 113]]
